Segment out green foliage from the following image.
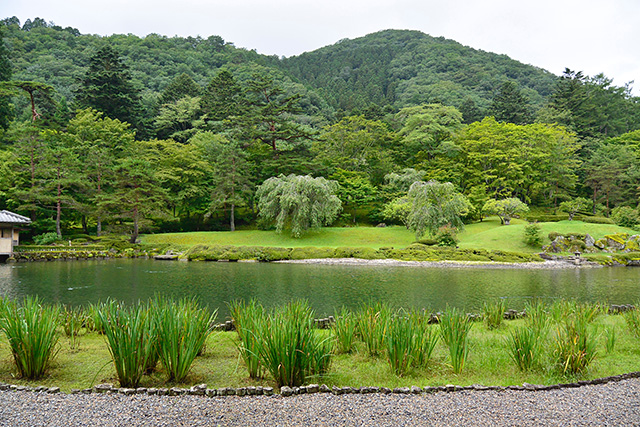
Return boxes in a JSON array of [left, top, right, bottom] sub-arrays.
[[355, 302, 392, 357], [333, 307, 358, 354], [624, 309, 640, 339], [488, 81, 532, 125], [152, 296, 215, 383], [483, 300, 506, 330], [506, 325, 543, 371], [0, 296, 60, 380], [97, 300, 156, 388], [434, 225, 458, 247], [439, 307, 472, 374], [523, 222, 543, 247], [228, 299, 265, 379], [61, 305, 84, 349], [553, 316, 597, 375], [256, 174, 342, 238], [483, 198, 529, 225], [610, 206, 640, 228], [407, 180, 470, 239], [33, 232, 61, 245], [559, 197, 591, 221]]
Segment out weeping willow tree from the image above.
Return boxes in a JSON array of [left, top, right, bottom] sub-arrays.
[[407, 180, 471, 239], [256, 174, 342, 237]]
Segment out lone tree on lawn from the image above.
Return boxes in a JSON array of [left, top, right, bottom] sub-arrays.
[[407, 180, 470, 239], [559, 197, 590, 221], [256, 174, 342, 238], [483, 198, 529, 225]]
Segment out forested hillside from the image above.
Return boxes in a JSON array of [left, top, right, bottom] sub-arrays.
[[1, 16, 640, 242]]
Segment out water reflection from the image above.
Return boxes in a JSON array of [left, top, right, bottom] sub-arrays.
[[0, 259, 639, 318]]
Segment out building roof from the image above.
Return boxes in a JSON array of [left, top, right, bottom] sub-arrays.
[[0, 210, 31, 225]]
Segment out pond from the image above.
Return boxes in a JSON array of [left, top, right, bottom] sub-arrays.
[[0, 259, 639, 319]]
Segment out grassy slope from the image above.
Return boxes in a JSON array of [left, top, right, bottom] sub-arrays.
[[142, 218, 636, 254]]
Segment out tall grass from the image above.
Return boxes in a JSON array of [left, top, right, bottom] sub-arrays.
[[333, 307, 358, 354], [252, 300, 333, 387], [0, 296, 60, 379], [61, 305, 84, 349], [624, 308, 640, 338], [97, 299, 156, 388], [524, 299, 549, 334], [385, 310, 439, 376], [553, 315, 598, 375], [153, 296, 215, 383], [439, 307, 472, 374], [228, 299, 265, 379], [506, 325, 543, 371], [483, 299, 506, 330], [410, 310, 439, 368], [355, 302, 391, 357]]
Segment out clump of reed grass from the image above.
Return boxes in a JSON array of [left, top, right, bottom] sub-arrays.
[[385, 309, 439, 376], [524, 299, 549, 334], [604, 327, 616, 354], [97, 299, 156, 388], [439, 307, 472, 374], [85, 303, 104, 334], [61, 305, 85, 349], [483, 299, 506, 330], [624, 307, 640, 338], [0, 296, 60, 380], [506, 325, 543, 371], [355, 302, 391, 357], [228, 299, 265, 379], [153, 296, 215, 383], [553, 315, 597, 375], [253, 300, 333, 387], [410, 310, 439, 368], [332, 307, 357, 354]]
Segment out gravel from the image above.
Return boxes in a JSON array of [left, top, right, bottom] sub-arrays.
[[1, 378, 639, 426]]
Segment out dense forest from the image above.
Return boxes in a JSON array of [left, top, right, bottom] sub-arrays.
[[1, 17, 639, 241]]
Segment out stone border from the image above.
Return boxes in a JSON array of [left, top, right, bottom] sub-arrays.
[[2, 372, 640, 398]]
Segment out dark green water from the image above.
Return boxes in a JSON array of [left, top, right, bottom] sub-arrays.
[[1, 259, 639, 319]]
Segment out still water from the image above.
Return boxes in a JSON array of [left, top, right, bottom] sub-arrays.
[[0, 259, 639, 319]]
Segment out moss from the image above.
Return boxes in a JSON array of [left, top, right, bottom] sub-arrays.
[[605, 233, 629, 245]]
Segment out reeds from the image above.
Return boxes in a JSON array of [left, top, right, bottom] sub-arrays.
[[553, 315, 597, 375], [97, 299, 155, 388], [483, 299, 506, 330], [332, 307, 357, 354], [153, 296, 215, 383], [624, 307, 640, 338], [355, 302, 391, 357], [506, 325, 542, 371], [251, 300, 333, 388], [385, 310, 439, 376], [61, 305, 84, 349], [0, 296, 60, 380], [228, 299, 265, 378], [439, 307, 472, 374]]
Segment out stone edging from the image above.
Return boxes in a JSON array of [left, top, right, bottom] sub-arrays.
[[2, 372, 639, 398]]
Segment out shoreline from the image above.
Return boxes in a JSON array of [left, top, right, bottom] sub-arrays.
[[275, 257, 603, 269]]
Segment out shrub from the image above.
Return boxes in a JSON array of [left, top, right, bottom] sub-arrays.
[[439, 307, 472, 374], [33, 232, 60, 245], [523, 223, 543, 247], [611, 206, 640, 228], [97, 300, 156, 388], [0, 296, 60, 380], [434, 225, 458, 247], [153, 296, 215, 383]]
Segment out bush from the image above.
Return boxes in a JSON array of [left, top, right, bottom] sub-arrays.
[[576, 215, 614, 224], [0, 296, 60, 380], [434, 225, 458, 247], [33, 232, 60, 245], [611, 206, 640, 228], [523, 223, 543, 247]]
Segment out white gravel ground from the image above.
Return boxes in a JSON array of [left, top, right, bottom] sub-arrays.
[[1, 378, 639, 426]]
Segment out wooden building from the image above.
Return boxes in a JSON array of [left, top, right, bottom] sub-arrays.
[[0, 210, 31, 257]]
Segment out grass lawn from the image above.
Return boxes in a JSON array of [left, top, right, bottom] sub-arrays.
[[142, 218, 636, 256]]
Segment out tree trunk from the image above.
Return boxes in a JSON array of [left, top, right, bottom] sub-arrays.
[[97, 219, 102, 237], [56, 170, 62, 238], [82, 216, 88, 234], [130, 206, 139, 244], [230, 203, 235, 232]]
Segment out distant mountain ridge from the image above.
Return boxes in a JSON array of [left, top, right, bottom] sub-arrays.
[[2, 18, 557, 117]]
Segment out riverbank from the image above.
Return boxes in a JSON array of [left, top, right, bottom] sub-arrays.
[[277, 257, 602, 269]]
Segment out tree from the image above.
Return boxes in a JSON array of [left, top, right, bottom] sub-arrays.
[[483, 198, 529, 225], [384, 168, 426, 193], [558, 197, 591, 221], [488, 81, 532, 125], [75, 46, 143, 131], [256, 174, 341, 237], [330, 169, 376, 223], [159, 73, 201, 105], [193, 132, 253, 231], [154, 96, 204, 142], [0, 26, 12, 132], [0, 81, 55, 122], [407, 180, 470, 239], [315, 115, 396, 185], [200, 69, 244, 131]]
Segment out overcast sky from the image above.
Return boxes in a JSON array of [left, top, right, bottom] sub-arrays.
[[3, 0, 639, 93]]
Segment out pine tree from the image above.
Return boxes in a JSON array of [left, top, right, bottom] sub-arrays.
[[0, 26, 12, 131]]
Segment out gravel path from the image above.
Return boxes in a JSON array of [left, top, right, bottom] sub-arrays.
[[1, 379, 639, 426]]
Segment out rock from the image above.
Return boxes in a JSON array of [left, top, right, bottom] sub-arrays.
[[81, 388, 93, 394], [136, 388, 147, 394], [157, 388, 169, 396], [331, 386, 343, 395], [410, 386, 422, 394], [147, 388, 158, 395], [247, 386, 257, 395], [119, 388, 136, 395], [93, 384, 113, 394], [306, 384, 319, 394], [393, 387, 411, 394], [47, 387, 60, 394], [380, 387, 392, 394], [263, 387, 274, 396], [585, 234, 595, 247], [236, 387, 246, 396], [319, 384, 331, 393], [205, 389, 216, 397], [280, 386, 294, 397]]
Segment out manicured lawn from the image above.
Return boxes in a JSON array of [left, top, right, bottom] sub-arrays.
[[142, 218, 635, 255], [142, 226, 416, 249]]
